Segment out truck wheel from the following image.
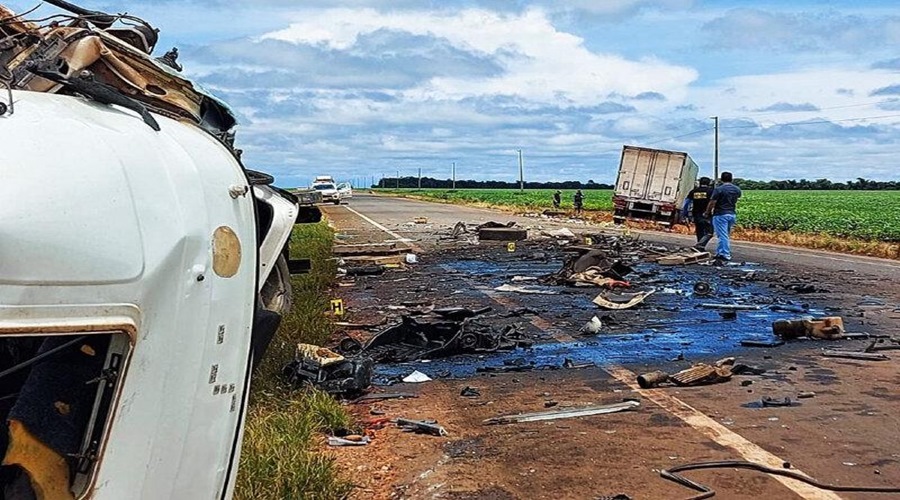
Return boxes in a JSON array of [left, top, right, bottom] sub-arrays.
[[333, 200, 341, 205], [260, 254, 293, 314], [613, 217, 625, 225]]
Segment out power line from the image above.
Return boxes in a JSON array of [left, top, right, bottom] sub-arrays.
[[739, 98, 899, 119]]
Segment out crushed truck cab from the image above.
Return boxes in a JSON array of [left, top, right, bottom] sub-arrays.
[[0, 3, 306, 498]]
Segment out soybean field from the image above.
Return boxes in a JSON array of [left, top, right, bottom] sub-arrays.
[[379, 189, 900, 242]]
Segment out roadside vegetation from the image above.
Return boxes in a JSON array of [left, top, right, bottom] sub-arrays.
[[377, 188, 900, 258], [235, 222, 353, 500]]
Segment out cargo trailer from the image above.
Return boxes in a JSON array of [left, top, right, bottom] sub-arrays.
[[612, 145, 700, 226]]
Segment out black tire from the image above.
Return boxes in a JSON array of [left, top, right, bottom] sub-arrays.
[[333, 200, 341, 205]]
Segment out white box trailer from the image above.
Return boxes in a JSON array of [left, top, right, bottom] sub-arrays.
[[612, 145, 700, 226]]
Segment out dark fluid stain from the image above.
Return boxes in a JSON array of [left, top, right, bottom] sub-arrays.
[[375, 259, 837, 382], [649, 413, 684, 427]]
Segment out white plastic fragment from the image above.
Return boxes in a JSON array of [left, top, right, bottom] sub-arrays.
[[402, 370, 432, 383]]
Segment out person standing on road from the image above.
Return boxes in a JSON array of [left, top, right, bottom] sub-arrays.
[[703, 171, 742, 262], [573, 189, 584, 216], [552, 190, 561, 209], [682, 177, 714, 251]]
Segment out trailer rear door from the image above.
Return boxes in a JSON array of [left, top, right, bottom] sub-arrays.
[[646, 152, 686, 203], [616, 147, 653, 199]]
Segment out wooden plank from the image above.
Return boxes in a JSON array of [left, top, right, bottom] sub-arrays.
[[333, 242, 406, 256]]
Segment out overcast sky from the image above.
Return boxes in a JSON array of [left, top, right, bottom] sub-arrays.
[[10, 0, 900, 186]]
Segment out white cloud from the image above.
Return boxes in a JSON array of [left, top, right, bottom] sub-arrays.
[[262, 8, 697, 106]]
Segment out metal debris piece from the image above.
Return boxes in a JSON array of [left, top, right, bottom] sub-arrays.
[[495, 284, 560, 295], [760, 397, 794, 407], [773, 317, 844, 340], [698, 303, 761, 311], [593, 289, 655, 310], [397, 418, 448, 436], [328, 436, 370, 447], [283, 344, 373, 396], [460, 386, 481, 397], [693, 281, 713, 296], [478, 226, 527, 241], [483, 400, 640, 425], [741, 339, 785, 348], [352, 393, 417, 403], [822, 350, 889, 361], [637, 370, 669, 389], [669, 363, 732, 386], [797, 392, 816, 399]]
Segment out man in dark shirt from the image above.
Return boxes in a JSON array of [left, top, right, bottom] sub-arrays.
[[552, 190, 561, 209], [704, 171, 742, 261], [682, 177, 714, 251], [573, 190, 584, 216]]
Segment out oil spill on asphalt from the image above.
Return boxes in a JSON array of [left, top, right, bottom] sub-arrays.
[[372, 256, 833, 384]]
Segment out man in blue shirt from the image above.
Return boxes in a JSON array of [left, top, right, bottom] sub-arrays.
[[703, 171, 742, 261]]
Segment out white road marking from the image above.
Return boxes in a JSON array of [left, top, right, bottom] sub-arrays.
[[341, 205, 412, 243], [605, 365, 844, 500]]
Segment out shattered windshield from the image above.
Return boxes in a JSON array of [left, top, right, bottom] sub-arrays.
[[314, 184, 335, 190]]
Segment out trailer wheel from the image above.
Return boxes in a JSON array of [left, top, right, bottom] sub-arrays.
[[613, 217, 625, 225]]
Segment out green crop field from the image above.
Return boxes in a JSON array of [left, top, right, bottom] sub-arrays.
[[378, 189, 900, 242]]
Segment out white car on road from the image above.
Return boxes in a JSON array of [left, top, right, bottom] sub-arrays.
[[337, 182, 353, 200], [313, 182, 342, 204]]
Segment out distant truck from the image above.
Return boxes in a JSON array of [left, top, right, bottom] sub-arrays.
[[612, 145, 699, 226]]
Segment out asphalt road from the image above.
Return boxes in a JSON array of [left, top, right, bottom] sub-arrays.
[[333, 193, 900, 280]]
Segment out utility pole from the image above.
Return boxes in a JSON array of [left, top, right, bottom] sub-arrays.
[[711, 116, 719, 181], [517, 149, 524, 192], [452, 162, 456, 189], [396, 169, 400, 189], [417, 167, 422, 189]]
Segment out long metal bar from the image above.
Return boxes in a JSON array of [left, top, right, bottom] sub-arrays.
[[483, 400, 639, 425]]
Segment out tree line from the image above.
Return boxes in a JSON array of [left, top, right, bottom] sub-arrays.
[[376, 176, 899, 190], [733, 178, 900, 190], [376, 177, 613, 189]]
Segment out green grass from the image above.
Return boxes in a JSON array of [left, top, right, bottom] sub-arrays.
[[235, 221, 353, 500], [378, 188, 900, 242]]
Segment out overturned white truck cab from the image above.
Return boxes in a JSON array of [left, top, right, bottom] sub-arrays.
[[0, 2, 314, 499]]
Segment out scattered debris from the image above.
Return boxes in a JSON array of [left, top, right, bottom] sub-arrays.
[[773, 317, 844, 340], [402, 370, 432, 383], [460, 386, 481, 397], [360, 316, 522, 363], [543, 227, 577, 240], [483, 400, 640, 425], [821, 350, 889, 361], [693, 281, 713, 296], [760, 396, 795, 408], [657, 250, 710, 266], [478, 225, 527, 241], [283, 343, 373, 396], [637, 370, 669, 389], [397, 418, 448, 436], [327, 435, 371, 447], [580, 316, 603, 335], [405, 253, 418, 264], [414, 217, 428, 224], [593, 290, 655, 310], [562, 358, 594, 369], [495, 284, 560, 295], [352, 393, 418, 403], [741, 339, 785, 348], [669, 361, 732, 386], [797, 391, 816, 399], [344, 265, 386, 277], [698, 303, 761, 311]]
